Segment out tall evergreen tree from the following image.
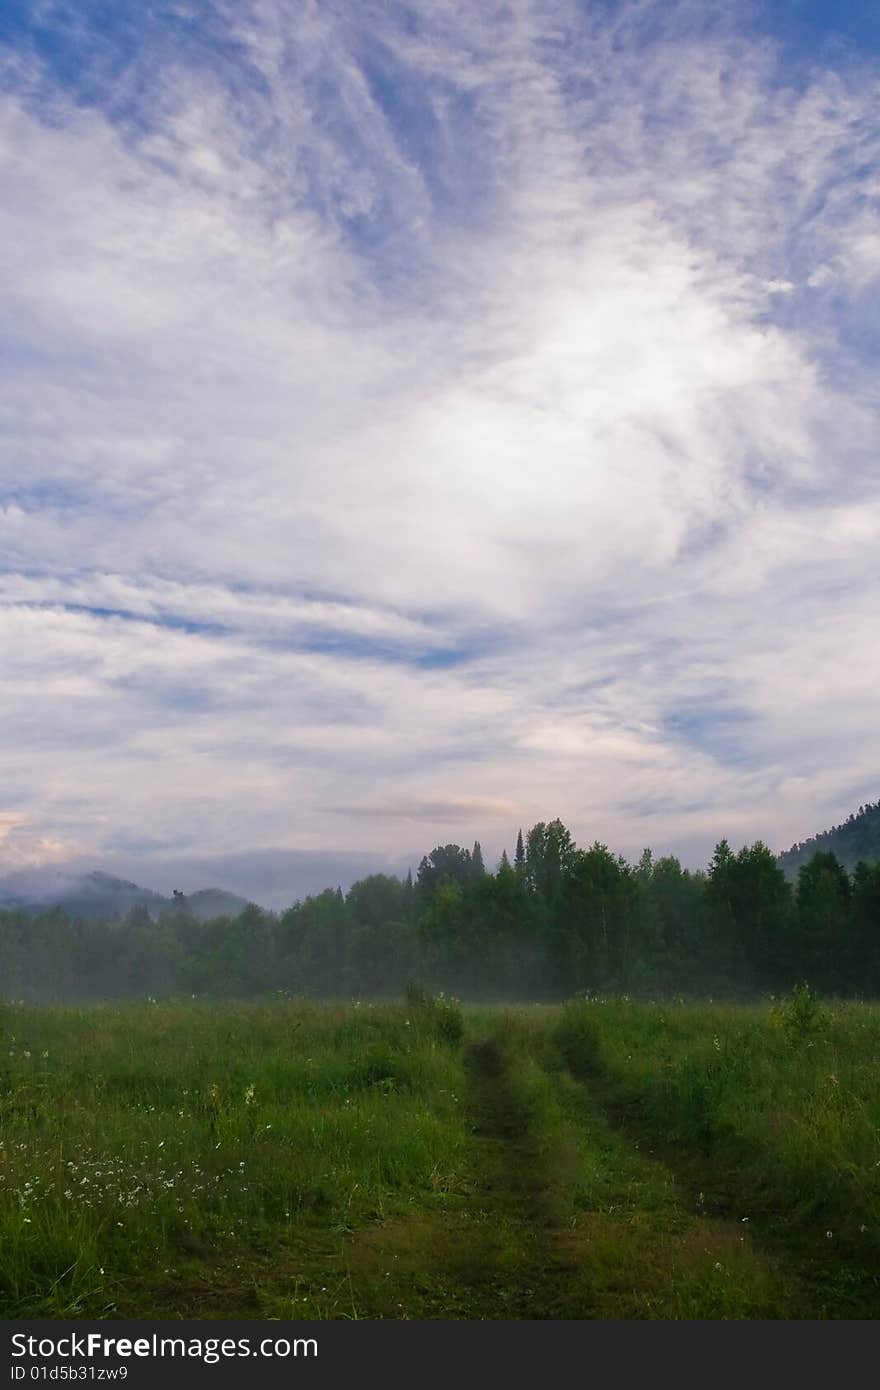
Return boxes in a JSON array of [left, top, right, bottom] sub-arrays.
[[795, 851, 851, 990], [851, 861, 880, 990], [403, 868, 415, 922], [514, 829, 526, 878]]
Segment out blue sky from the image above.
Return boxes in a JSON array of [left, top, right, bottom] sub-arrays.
[[1, 0, 878, 907]]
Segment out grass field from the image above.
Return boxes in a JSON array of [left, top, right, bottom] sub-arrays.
[[1, 991, 879, 1319]]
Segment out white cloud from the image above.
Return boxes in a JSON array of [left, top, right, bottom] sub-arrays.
[[0, 0, 878, 891]]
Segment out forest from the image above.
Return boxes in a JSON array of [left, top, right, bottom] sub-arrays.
[[2, 816, 879, 1001]]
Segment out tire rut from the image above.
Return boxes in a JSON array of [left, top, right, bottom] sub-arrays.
[[561, 1054, 880, 1318], [461, 1038, 600, 1316]]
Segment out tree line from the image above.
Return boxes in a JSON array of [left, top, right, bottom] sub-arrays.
[[1, 820, 878, 1000]]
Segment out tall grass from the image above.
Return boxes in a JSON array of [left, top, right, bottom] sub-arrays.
[[0, 998, 468, 1316], [3, 993, 879, 1319], [555, 994, 880, 1249], [463, 1009, 802, 1317]]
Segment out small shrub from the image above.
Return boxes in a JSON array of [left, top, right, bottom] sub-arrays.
[[404, 983, 431, 1010], [430, 995, 464, 1046], [776, 982, 825, 1043], [403, 987, 464, 1046]]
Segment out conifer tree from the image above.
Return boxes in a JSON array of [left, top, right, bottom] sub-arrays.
[[514, 828, 525, 878]]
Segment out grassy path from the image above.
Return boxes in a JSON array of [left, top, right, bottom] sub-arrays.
[[341, 1036, 570, 1318], [564, 1050, 880, 1318], [124, 1018, 871, 1319], [345, 1020, 807, 1318], [6, 1001, 871, 1319]]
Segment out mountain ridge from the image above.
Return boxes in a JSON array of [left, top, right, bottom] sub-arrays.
[[0, 870, 256, 921], [777, 798, 880, 877]]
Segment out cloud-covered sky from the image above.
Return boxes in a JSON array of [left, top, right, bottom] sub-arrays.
[[1, 0, 878, 907]]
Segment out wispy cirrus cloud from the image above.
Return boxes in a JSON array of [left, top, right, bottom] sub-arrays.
[[1, 0, 878, 903]]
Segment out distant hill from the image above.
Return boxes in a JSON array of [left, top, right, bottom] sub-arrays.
[[777, 799, 880, 877], [0, 870, 257, 922], [0, 870, 168, 921]]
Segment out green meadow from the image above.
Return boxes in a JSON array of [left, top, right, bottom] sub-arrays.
[[1, 991, 879, 1319]]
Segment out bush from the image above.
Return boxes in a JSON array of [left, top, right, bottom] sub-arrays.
[[775, 982, 825, 1043], [403, 985, 464, 1046]]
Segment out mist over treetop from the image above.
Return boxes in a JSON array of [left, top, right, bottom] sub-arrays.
[[3, 810, 878, 1002]]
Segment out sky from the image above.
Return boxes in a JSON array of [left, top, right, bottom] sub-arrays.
[[1, 0, 878, 909]]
